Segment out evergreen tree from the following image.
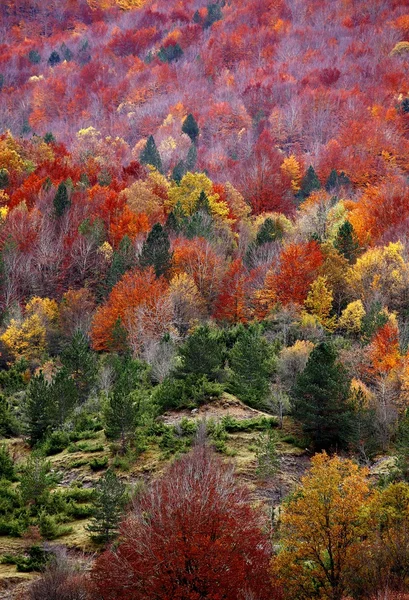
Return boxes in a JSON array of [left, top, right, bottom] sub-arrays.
[[48, 51, 61, 66], [103, 355, 145, 451], [139, 223, 172, 278], [0, 394, 18, 437], [25, 373, 53, 446], [255, 428, 279, 480], [60, 43, 73, 62], [19, 454, 56, 508], [172, 160, 186, 184], [0, 444, 15, 480], [298, 165, 321, 200], [157, 43, 183, 63], [0, 169, 9, 189], [105, 235, 136, 293], [291, 342, 353, 451], [176, 325, 225, 382], [53, 182, 70, 217], [182, 114, 200, 143], [228, 325, 274, 409], [185, 143, 197, 171], [195, 190, 211, 214], [204, 3, 223, 28], [140, 135, 162, 172], [87, 469, 127, 544], [395, 410, 409, 481], [334, 220, 359, 263], [255, 217, 284, 246], [61, 331, 97, 402], [361, 301, 389, 343], [49, 368, 78, 428], [28, 50, 41, 64]]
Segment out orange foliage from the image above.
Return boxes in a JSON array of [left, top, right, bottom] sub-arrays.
[[274, 241, 324, 306], [213, 259, 249, 324], [368, 321, 401, 377]]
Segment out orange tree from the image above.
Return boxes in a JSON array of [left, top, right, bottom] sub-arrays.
[[271, 453, 373, 600]]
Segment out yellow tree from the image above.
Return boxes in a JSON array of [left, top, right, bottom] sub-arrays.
[[272, 453, 373, 600], [280, 154, 302, 193], [304, 276, 336, 330], [167, 172, 229, 220], [1, 315, 46, 362], [338, 300, 366, 334]]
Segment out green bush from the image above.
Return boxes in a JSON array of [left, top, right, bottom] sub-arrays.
[[89, 457, 108, 472], [67, 441, 105, 453], [38, 511, 73, 540], [221, 415, 277, 432], [0, 444, 16, 480], [2, 545, 49, 572], [42, 431, 71, 455]]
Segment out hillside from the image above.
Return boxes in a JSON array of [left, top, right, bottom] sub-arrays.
[[2, 0, 409, 599]]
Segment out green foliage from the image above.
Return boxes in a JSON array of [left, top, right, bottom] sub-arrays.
[[43, 132, 55, 144], [0, 394, 19, 437], [0, 444, 15, 480], [61, 331, 98, 402], [182, 114, 199, 143], [90, 456, 109, 471], [291, 341, 354, 451], [19, 455, 57, 510], [53, 182, 70, 217], [228, 325, 275, 409], [256, 217, 284, 246], [158, 43, 183, 63], [60, 42, 73, 62], [172, 160, 186, 183], [106, 235, 136, 292], [38, 511, 72, 540], [186, 143, 198, 171], [361, 301, 389, 343], [256, 428, 279, 479], [205, 3, 223, 28], [176, 324, 226, 382], [0, 168, 9, 189], [394, 410, 409, 482], [0, 360, 26, 394], [334, 220, 359, 263], [87, 469, 127, 543], [28, 49, 41, 64], [139, 223, 172, 277], [297, 165, 321, 200], [140, 135, 162, 172], [221, 415, 277, 432], [48, 51, 61, 66], [325, 169, 350, 191], [2, 545, 49, 572]]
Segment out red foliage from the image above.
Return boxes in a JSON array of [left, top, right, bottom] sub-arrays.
[[213, 258, 249, 324], [90, 446, 279, 600], [274, 240, 324, 306]]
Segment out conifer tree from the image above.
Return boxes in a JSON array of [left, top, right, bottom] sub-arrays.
[[61, 331, 98, 402], [298, 165, 321, 200], [334, 220, 359, 263], [140, 135, 162, 173], [25, 373, 52, 446], [292, 342, 353, 450], [182, 114, 199, 143], [139, 223, 172, 278], [53, 182, 70, 217], [87, 469, 127, 544], [176, 325, 225, 382], [228, 325, 274, 408], [185, 143, 197, 170], [106, 235, 136, 293], [172, 160, 186, 184]]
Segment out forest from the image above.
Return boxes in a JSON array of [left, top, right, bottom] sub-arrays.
[[2, 0, 409, 598]]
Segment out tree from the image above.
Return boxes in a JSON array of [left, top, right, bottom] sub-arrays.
[[105, 235, 136, 293], [53, 182, 70, 217], [256, 428, 279, 479], [139, 223, 172, 278], [48, 51, 61, 66], [176, 324, 225, 382], [334, 220, 359, 263], [182, 113, 199, 143], [25, 372, 53, 446], [272, 453, 372, 600], [304, 276, 336, 330], [213, 259, 248, 324], [103, 355, 145, 452], [338, 300, 366, 334], [87, 469, 127, 544], [292, 342, 353, 450], [297, 165, 321, 200], [61, 331, 98, 402], [139, 135, 162, 172], [228, 325, 274, 408], [274, 240, 324, 306], [90, 446, 276, 600], [19, 454, 56, 509]]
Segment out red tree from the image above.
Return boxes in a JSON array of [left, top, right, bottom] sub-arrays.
[[213, 258, 249, 324], [90, 446, 279, 600], [275, 240, 324, 306]]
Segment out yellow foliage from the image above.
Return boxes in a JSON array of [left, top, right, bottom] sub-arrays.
[[348, 242, 409, 309], [223, 182, 251, 221], [272, 453, 372, 600], [339, 300, 366, 333], [304, 276, 336, 330], [391, 41, 409, 56], [98, 241, 114, 261], [25, 297, 59, 327], [169, 273, 206, 328], [1, 315, 46, 361], [121, 168, 169, 220], [167, 172, 229, 220], [0, 203, 9, 217], [280, 154, 301, 192]]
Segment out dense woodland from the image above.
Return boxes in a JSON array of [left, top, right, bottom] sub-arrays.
[[2, 0, 409, 598]]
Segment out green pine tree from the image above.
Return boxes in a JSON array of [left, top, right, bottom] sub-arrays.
[[25, 373, 53, 446], [0, 169, 9, 189], [139, 223, 172, 278], [87, 469, 127, 544], [291, 342, 353, 451], [140, 135, 162, 172], [298, 165, 321, 200], [176, 325, 225, 382], [182, 114, 199, 143], [0, 444, 15, 480], [49, 368, 78, 428], [53, 182, 70, 217], [106, 235, 136, 293], [172, 160, 186, 184], [255, 217, 284, 246], [228, 325, 274, 409], [334, 220, 359, 263], [61, 331, 97, 402], [185, 143, 197, 170]]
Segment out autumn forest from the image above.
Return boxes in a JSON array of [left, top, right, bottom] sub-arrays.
[[2, 0, 409, 598]]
